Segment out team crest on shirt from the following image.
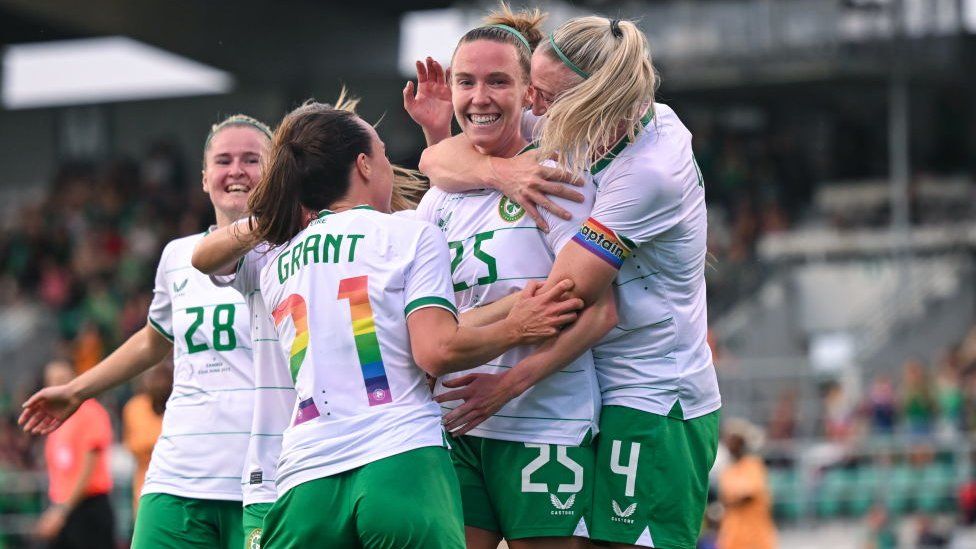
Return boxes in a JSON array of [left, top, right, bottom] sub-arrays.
[[497, 196, 525, 222], [246, 528, 262, 549]]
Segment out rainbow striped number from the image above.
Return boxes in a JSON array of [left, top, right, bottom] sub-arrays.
[[337, 276, 393, 406], [271, 294, 309, 382]]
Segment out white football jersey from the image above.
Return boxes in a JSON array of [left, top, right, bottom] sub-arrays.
[[416, 157, 601, 446], [259, 206, 455, 496], [145, 232, 254, 501], [581, 103, 721, 420], [212, 244, 295, 506]]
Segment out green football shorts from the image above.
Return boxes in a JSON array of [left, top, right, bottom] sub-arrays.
[[451, 434, 595, 540], [132, 493, 243, 549], [243, 502, 272, 549], [591, 405, 720, 548], [260, 446, 465, 548]]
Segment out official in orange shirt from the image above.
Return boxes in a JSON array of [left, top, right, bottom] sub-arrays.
[[717, 429, 777, 549], [123, 362, 170, 514], [37, 360, 115, 549]]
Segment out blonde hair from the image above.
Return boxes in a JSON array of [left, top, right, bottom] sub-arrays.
[[536, 17, 657, 174], [451, 2, 547, 83], [390, 166, 427, 212], [203, 114, 272, 167], [331, 87, 361, 115]]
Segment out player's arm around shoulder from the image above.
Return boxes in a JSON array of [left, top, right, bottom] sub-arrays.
[[191, 218, 258, 276], [407, 280, 582, 378]]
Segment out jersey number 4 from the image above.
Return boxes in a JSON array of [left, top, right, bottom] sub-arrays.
[[610, 440, 641, 498]]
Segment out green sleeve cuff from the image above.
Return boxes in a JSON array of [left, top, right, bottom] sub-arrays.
[[404, 296, 458, 319], [147, 317, 174, 342]]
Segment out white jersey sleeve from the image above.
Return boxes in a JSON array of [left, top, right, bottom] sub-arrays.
[[210, 247, 262, 295], [414, 186, 447, 226], [539, 165, 596, 253], [391, 209, 417, 220], [589, 158, 687, 250], [404, 223, 459, 320], [147, 243, 175, 342]]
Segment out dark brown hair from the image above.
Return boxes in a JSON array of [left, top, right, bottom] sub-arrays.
[[247, 101, 372, 245]]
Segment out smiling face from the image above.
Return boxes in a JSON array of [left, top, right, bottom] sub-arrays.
[[529, 49, 580, 116], [451, 39, 531, 157], [202, 125, 268, 224]]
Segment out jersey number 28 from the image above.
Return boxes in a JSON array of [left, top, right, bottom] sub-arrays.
[[184, 304, 237, 354]]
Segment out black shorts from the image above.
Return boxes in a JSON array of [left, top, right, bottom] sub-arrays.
[[49, 493, 115, 549]]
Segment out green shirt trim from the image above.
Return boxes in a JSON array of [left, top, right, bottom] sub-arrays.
[[147, 317, 174, 342], [590, 108, 655, 176], [404, 296, 458, 318], [318, 205, 375, 218]]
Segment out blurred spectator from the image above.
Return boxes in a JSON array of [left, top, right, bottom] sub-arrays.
[[72, 322, 104, 375], [913, 514, 949, 548], [901, 358, 936, 436], [38, 360, 114, 548], [822, 381, 855, 442], [935, 359, 964, 435], [863, 505, 897, 549], [957, 326, 976, 372], [122, 362, 171, 514], [717, 426, 777, 549], [866, 374, 897, 435], [960, 477, 976, 525], [767, 389, 797, 441]]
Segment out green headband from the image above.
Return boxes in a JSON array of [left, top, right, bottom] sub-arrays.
[[486, 24, 531, 50], [548, 33, 589, 79]]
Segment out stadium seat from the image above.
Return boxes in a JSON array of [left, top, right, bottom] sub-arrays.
[[849, 464, 879, 516], [917, 462, 956, 512], [816, 467, 852, 517], [884, 465, 916, 515], [768, 468, 801, 520]]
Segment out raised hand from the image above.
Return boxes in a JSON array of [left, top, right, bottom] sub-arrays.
[[402, 57, 454, 144], [505, 279, 582, 344], [19, 384, 83, 435]]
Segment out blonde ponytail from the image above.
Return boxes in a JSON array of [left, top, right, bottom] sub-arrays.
[[390, 166, 428, 212], [537, 17, 657, 174]]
